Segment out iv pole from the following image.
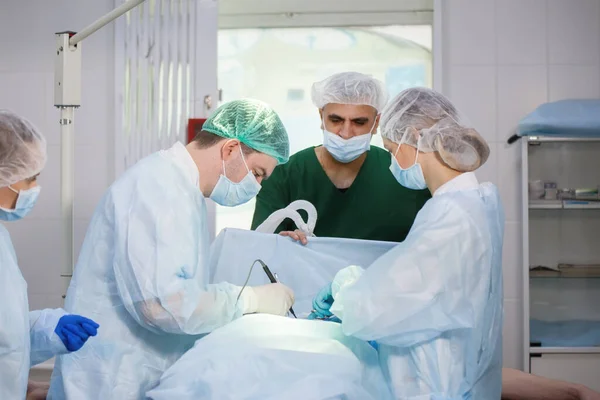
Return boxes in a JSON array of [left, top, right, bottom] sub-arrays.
[[54, 0, 148, 299]]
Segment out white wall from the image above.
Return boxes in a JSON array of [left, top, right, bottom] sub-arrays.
[[439, 0, 600, 369], [0, 0, 115, 310]]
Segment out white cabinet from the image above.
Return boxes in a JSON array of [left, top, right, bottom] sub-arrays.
[[521, 136, 600, 384]]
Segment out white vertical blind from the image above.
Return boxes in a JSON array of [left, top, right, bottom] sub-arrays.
[[115, 0, 197, 172]]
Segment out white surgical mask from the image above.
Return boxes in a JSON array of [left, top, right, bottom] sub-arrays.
[[210, 147, 261, 207], [0, 185, 41, 221], [322, 117, 376, 163], [390, 141, 427, 190]]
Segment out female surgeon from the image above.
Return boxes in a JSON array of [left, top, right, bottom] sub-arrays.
[[0, 110, 99, 399], [309, 87, 505, 399]]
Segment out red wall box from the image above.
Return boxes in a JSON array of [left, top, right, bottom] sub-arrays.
[[187, 118, 207, 144]]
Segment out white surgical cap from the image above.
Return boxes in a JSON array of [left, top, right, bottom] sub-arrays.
[[311, 72, 388, 112], [381, 87, 490, 172], [0, 110, 47, 187]]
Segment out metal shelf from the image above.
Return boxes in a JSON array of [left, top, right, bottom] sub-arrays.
[[529, 201, 562, 209], [521, 136, 600, 373], [530, 271, 600, 278], [530, 347, 600, 354], [529, 201, 600, 210], [527, 136, 600, 143], [530, 264, 600, 278]]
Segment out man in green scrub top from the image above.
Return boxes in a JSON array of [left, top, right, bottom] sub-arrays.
[[251, 72, 430, 242]]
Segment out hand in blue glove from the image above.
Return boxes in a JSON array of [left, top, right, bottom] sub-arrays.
[[307, 314, 342, 324], [54, 315, 99, 352], [307, 312, 341, 322], [311, 283, 334, 319]]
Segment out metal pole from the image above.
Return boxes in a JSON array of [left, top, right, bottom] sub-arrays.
[[55, 0, 148, 302], [69, 0, 146, 46], [59, 107, 75, 288]]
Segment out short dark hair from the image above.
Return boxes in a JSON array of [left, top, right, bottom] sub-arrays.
[[193, 130, 256, 155], [193, 129, 224, 148]]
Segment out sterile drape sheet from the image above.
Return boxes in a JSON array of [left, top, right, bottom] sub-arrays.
[[147, 229, 397, 399], [208, 228, 397, 317], [147, 314, 394, 400]]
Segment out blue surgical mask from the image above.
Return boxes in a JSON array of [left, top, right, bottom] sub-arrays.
[[0, 185, 41, 221], [322, 117, 375, 163], [210, 148, 261, 207], [390, 143, 427, 190]]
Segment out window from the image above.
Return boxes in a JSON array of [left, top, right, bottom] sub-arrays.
[[215, 25, 432, 234]]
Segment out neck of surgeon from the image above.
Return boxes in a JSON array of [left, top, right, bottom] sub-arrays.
[[421, 153, 463, 195]]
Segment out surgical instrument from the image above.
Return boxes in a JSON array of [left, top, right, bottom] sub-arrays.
[[258, 260, 297, 318]]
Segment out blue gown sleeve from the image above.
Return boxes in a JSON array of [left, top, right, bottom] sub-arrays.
[[29, 308, 67, 366], [330, 198, 487, 347], [111, 180, 248, 335]]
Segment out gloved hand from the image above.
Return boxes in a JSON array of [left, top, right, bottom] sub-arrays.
[[311, 283, 334, 319], [307, 313, 341, 323], [54, 315, 99, 352], [242, 283, 295, 316]]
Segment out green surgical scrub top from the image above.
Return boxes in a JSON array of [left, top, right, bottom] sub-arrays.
[[251, 146, 431, 242]]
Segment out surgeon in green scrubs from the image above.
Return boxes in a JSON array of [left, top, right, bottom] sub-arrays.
[[251, 72, 430, 242]]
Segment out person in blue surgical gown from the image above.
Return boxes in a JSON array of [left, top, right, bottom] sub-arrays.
[[48, 99, 295, 399], [310, 87, 505, 399], [0, 110, 99, 400]]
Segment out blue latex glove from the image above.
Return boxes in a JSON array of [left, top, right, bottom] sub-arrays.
[[311, 283, 334, 319], [307, 313, 341, 323], [54, 315, 99, 352]]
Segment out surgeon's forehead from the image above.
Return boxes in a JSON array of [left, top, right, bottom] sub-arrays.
[[323, 103, 377, 119]]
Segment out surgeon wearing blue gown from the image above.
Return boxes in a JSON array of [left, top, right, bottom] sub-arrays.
[[48, 99, 295, 399], [0, 110, 99, 400], [310, 88, 505, 399]]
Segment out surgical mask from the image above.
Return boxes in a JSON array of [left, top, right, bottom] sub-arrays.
[[322, 117, 376, 163], [390, 142, 427, 190], [0, 185, 41, 221], [210, 148, 261, 207]]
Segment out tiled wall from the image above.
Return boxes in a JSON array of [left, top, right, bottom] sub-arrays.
[[0, 0, 115, 310], [441, 0, 600, 369]]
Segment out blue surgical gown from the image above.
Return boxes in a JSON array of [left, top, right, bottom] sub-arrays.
[[0, 224, 68, 399], [330, 172, 505, 399], [49, 142, 249, 399]]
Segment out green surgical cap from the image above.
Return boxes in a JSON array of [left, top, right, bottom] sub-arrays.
[[202, 99, 290, 164]]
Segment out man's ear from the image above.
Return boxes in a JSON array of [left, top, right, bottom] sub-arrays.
[[372, 113, 381, 135], [318, 108, 325, 130], [221, 139, 241, 162]]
